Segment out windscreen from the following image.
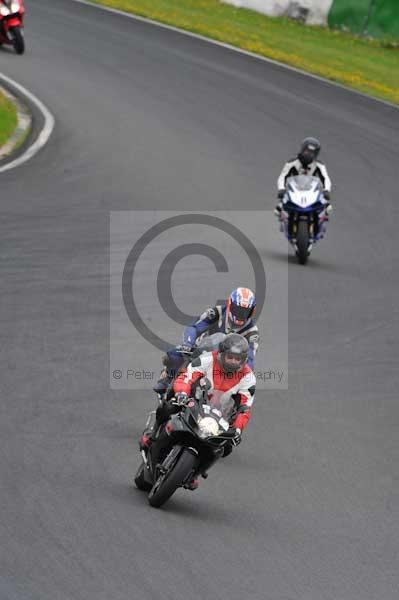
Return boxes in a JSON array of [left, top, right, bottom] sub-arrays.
[[287, 175, 322, 191], [195, 332, 226, 353], [199, 392, 235, 424]]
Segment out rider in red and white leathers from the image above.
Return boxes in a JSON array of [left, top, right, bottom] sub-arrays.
[[173, 338, 256, 436], [140, 334, 256, 488], [141, 334, 256, 454]]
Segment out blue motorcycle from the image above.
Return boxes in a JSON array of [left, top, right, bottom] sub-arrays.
[[279, 175, 330, 265]]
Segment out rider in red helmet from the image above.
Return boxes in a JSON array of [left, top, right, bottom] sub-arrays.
[[153, 287, 259, 395]]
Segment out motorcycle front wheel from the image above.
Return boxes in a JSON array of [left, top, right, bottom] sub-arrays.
[[10, 26, 24, 55], [296, 220, 310, 265], [148, 448, 197, 508]]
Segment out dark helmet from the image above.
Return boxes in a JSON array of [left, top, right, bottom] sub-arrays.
[[298, 137, 321, 167], [218, 333, 249, 373]]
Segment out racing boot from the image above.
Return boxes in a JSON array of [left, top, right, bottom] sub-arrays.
[[274, 201, 283, 217], [184, 477, 199, 491], [139, 415, 157, 451], [139, 429, 154, 451], [274, 190, 285, 217]]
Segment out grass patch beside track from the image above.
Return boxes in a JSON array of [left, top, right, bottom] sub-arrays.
[[88, 0, 399, 105], [0, 89, 17, 147]]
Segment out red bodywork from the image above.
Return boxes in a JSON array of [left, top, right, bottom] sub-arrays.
[[0, 1, 24, 45]]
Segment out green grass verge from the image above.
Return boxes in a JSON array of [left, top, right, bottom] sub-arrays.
[[0, 88, 17, 147], [89, 0, 399, 105]]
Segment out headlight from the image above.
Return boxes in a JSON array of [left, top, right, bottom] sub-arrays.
[[11, 2, 20, 12], [0, 6, 10, 15], [219, 418, 229, 432], [198, 417, 219, 438]]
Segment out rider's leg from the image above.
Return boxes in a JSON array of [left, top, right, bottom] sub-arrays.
[[139, 398, 178, 450], [153, 348, 185, 394]]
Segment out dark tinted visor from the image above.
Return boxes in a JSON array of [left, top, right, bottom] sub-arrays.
[[230, 304, 252, 322], [302, 147, 316, 159]]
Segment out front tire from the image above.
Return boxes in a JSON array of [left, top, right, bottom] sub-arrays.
[[10, 26, 24, 55], [148, 449, 197, 508], [296, 220, 310, 265]]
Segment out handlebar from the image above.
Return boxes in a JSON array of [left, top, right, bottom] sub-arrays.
[[174, 345, 194, 357], [221, 429, 238, 439], [171, 396, 192, 407]]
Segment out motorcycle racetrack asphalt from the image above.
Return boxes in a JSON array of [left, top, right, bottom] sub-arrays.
[[1, 1, 399, 599]]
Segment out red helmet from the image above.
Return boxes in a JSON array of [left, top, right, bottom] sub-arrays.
[[226, 287, 256, 330]]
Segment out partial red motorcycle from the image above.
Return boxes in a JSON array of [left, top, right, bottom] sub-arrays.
[[0, 0, 25, 55]]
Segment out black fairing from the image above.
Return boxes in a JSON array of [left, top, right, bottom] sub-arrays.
[[147, 400, 231, 481]]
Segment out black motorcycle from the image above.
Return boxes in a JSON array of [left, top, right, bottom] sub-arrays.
[[135, 386, 237, 508]]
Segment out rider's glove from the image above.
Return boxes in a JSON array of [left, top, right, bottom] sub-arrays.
[[277, 189, 285, 199], [174, 392, 189, 405], [323, 190, 330, 201], [222, 443, 233, 458], [175, 344, 193, 355], [229, 427, 242, 447], [223, 428, 242, 457]]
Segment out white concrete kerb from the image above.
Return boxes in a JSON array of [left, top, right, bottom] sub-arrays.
[[0, 72, 55, 173]]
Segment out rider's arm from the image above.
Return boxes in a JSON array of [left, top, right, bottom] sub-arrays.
[[316, 162, 332, 192], [247, 346, 255, 370], [232, 375, 256, 431], [173, 356, 207, 395], [277, 161, 296, 191], [246, 330, 259, 370], [182, 307, 219, 347], [241, 327, 259, 370]]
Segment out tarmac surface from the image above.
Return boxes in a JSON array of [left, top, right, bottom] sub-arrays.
[[1, 1, 399, 599]]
